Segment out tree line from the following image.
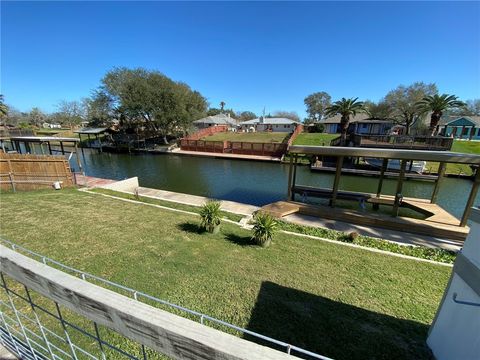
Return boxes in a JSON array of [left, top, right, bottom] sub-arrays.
[[304, 82, 479, 136]]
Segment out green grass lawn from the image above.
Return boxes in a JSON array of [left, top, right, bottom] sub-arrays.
[[426, 140, 480, 175], [293, 132, 339, 146], [0, 189, 451, 360], [202, 132, 289, 143]]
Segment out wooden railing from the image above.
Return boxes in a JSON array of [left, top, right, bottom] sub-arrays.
[[0, 129, 35, 138], [0, 153, 74, 191], [352, 134, 454, 151], [180, 139, 287, 157], [0, 245, 304, 360]]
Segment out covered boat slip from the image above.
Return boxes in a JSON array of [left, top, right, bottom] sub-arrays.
[[1, 136, 83, 173], [262, 146, 480, 241]]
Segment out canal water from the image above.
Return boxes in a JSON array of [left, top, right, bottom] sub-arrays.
[[75, 149, 479, 219]]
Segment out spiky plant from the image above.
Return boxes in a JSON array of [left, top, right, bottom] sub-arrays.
[[251, 212, 278, 247], [200, 200, 222, 233], [416, 94, 465, 136], [325, 97, 365, 145]]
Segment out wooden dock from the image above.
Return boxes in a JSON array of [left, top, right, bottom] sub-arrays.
[[261, 200, 469, 241]]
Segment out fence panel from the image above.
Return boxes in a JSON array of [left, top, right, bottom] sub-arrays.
[[0, 153, 74, 191]]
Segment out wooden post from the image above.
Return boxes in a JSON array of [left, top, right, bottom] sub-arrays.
[[8, 172, 16, 192], [96, 134, 102, 153], [47, 141, 53, 155], [60, 141, 65, 155], [460, 169, 480, 227], [431, 162, 446, 204], [373, 158, 389, 210], [74, 142, 83, 174], [292, 154, 298, 201], [392, 159, 407, 217], [331, 156, 344, 208], [287, 154, 294, 200]]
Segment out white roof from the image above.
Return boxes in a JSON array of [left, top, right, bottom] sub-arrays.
[[239, 117, 301, 125], [193, 113, 237, 126]]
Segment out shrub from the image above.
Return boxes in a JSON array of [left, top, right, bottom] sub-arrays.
[[252, 212, 278, 247], [200, 200, 222, 233]]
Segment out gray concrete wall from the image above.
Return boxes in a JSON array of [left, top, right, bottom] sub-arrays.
[[100, 177, 139, 192]]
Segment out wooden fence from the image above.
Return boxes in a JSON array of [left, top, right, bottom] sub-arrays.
[[180, 139, 288, 157], [0, 153, 74, 191], [185, 125, 228, 140]]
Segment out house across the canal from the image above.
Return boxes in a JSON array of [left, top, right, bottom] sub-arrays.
[[320, 114, 393, 135], [193, 113, 237, 130], [438, 116, 480, 140], [238, 117, 301, 133]]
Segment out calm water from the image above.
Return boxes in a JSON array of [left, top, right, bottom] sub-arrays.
[[74, 149, 479, 219]]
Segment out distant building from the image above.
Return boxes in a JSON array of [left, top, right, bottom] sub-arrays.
[[193, 113, 237, 130], [320, 114, 393, 135], [238, 117, 301, 133], [42, 122, 62, 129], [437, 116, 480, 140]]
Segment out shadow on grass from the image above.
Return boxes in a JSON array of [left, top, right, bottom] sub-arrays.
[[245, 281, 431, 360], [177, 222, 204, 234], [224, 233, 255, 247]]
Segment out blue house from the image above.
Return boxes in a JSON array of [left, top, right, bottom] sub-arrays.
[[438, 116, 480, 140]]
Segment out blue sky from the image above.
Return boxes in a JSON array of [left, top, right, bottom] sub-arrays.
[[1, 1, 479, 119]]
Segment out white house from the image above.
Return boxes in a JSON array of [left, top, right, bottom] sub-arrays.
[[193, 113, 237, 130], [238, 117, 301, 133], [42, 122, 62, 129]]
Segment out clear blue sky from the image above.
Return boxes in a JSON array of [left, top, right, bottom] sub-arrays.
[[1, 1, 479, 119]]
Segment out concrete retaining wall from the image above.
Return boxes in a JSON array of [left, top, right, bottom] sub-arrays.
[[100, 177, 139, 193]]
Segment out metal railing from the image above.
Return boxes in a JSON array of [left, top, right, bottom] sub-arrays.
[[0, 238, 332, 360]]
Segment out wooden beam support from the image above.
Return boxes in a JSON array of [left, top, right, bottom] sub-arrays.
[[431, 162, 446, 204], [74, 142, 83, 174], [392, 159, 407, 217], [374, 158, 389, 210], [330, 156, 344, 208], [287, 154, 294, 200], [460, 168, 480, 227], [292, 155, 298, 201]]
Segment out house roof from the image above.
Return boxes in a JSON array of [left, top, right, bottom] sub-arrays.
[[239, 117, 301, 125], [320, 113, 371, 124], [193, 113, 237, 126], [74, 127, 109, 135], [438, 116, 480, 126]]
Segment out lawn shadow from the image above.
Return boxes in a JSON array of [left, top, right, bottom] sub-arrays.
[[177, 222, 204, 234], [224, 233, 255, 247], [245, 281, 432, 360]]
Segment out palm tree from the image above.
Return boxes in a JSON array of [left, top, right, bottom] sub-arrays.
[[0, 95, 8, 119], [220, 101, 226, 112], [325, 97, 365, 145], [416, 94, 465, 136]]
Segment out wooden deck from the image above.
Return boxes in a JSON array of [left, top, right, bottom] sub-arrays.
[[310, 165, 438, 181], [261, 198, 469, 241]]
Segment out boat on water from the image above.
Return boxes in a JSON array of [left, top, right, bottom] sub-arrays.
[[364, 158, 427, 173]]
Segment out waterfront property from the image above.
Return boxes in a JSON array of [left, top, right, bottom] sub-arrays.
[[193, 113, 238, 130], [319, 113, 393, 135], [0, 188, 452, 359], [238, 117, 301, 133], [437, 115, 480, 140]]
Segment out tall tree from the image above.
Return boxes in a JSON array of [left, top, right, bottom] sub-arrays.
[[27, 107, 47, 127], [56, 100, 85, 128], [101, 67, 207, 143], [416, 94, 466, 136], [363, 100, 394, 120], [236, 111, 257, 122], [272, 110, 300, 122], [325, 97, 365, 145], [0, 95, 8, 119], [384, 82, 437, 135], [220, 101, 226, 112], [304, 91, 331, 122], [84, 90, 114, 126]]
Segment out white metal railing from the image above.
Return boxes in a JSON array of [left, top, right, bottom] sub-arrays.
[[0, 237, 332, 360]]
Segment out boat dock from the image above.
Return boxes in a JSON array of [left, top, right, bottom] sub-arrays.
[[310, 164, 439, 180]]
